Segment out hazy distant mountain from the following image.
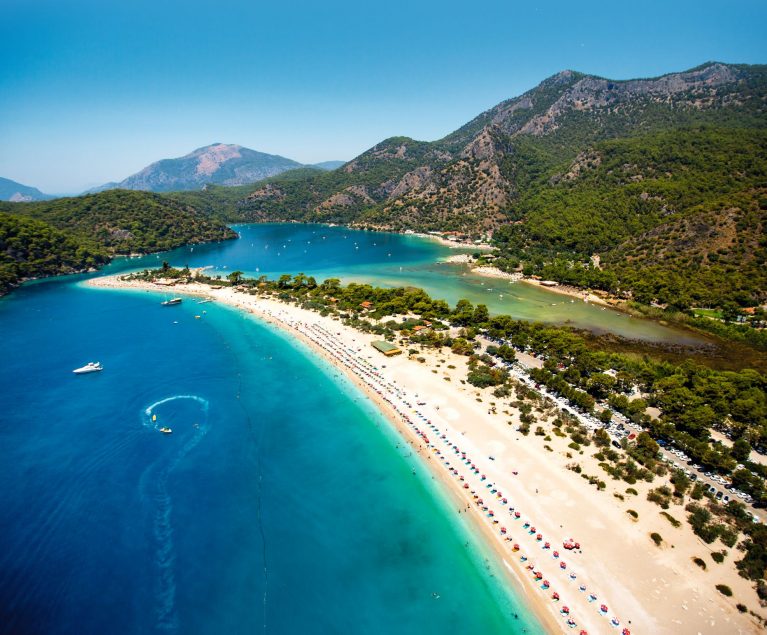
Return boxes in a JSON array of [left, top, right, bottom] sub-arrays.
[[97, 143, 304, 193], [0, 177, 51, 202], [311, 161, 345, 171]]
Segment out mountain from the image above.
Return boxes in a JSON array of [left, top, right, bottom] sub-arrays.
[[311, 161, 345, 171], [215, 61, 766, 309], [99, 143, 304, 193], [0, 177, 52, 202], [0, 189, 236, 294]]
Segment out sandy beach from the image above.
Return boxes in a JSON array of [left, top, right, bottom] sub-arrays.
[[440, 255, 612, 307], [86, 274, 765, 634]]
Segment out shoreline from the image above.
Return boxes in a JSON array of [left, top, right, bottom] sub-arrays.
[[85, 274, 764, 634], [85, 275, 561, 632]]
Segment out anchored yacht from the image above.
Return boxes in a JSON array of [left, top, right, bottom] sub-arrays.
[[73, 362, 103, 374]]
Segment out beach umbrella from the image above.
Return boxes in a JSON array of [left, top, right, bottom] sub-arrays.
[[544, 542, 550, 549], [513, 544, 520, 551], [600, 605, 608, 613], [567, 618, 576, 627], [560, 562, 567, 569], [570, 572, 577, 579], [536, 534, 542, 541], [611, 618, 620, 627], [553, 551, 559, 558], [552, 592, 560, 600], [622, 630, 630, 635], [561, 606, 570, 614], [542, 580, 550, 588]]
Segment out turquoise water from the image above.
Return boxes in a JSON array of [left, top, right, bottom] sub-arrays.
[[0, 277, 539, 634], [107, 223, 701, 344]]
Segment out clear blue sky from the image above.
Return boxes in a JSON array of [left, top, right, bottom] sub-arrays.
[[1, 0, 765, 193]]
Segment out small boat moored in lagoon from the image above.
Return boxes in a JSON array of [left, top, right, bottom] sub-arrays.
[[159, 427, 172, 434], [73, 362, 103, 374], [161, 298, 182, 306]]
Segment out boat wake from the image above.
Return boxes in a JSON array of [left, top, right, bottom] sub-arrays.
[[140, 395, 210, 633]]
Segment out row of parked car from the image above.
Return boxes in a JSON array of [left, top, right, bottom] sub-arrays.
[[483, 337, 764, 524]]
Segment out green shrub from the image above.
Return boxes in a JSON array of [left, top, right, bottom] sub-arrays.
[[711, 551, 726, 564], [661, 512, 681, 528], [715, 584, 732, 597], [692, 557, 706, 570], [627, 509, 638, 519], [650, 532, 663, 546]]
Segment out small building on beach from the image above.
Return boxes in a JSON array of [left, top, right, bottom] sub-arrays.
[[371, 340, 402, 357]]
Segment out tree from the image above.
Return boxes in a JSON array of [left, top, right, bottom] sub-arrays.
[[451, 337, 474, 356], [635, 432, 659, 458], [227, 270, 244, 284], [452, 299, 475, 326], [593, 428, 611, 447], [598, 409, 613, 424], [473, 304, 490, 325], [732, 438, 752, 463]]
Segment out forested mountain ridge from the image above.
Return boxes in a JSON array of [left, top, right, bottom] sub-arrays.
[[230, 62, 765, 230], [181, 61, 766, 309], [0, 189, 236, 294], [492, 126, 767, 309]]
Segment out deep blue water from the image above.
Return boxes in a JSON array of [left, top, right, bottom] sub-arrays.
[[0, 274, 539, 634]]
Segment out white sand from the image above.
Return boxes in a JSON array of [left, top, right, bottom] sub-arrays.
[[86, 275, 765, 634]]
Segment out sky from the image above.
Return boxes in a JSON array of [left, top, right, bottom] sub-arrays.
[[1, 0, 766, 193]]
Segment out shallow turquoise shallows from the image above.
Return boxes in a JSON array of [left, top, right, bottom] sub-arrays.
[[0, 275, 541, 634]]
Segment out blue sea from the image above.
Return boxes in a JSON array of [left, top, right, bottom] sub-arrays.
[[0, 228, 546, 634]]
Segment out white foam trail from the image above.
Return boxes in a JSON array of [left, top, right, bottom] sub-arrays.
[[140, 395, 210, 633]]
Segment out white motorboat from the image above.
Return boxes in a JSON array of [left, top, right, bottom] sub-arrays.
[[73, 362, 103, 374]]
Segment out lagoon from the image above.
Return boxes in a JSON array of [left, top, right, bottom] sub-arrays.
[[106, 223, 701, 345]]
